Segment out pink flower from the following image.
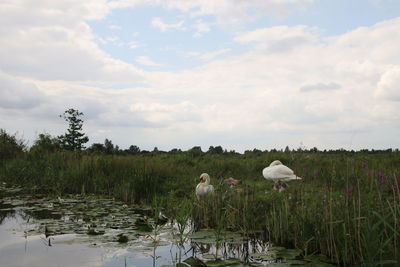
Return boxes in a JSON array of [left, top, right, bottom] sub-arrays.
[[346, 186, 354, 197], [377, 172, 389, 187]]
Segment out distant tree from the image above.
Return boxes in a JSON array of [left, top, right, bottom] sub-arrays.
[[0, 129, 25, 160], [30, 133, 61, 153], [104, 138, 114, 154], [58, 108, 89, 151], [208, 145, 223, 154], [284, 146, 290, 153], [187, 146, 203, 157], [88, 143, 106, 154], [169, 148, 182, 154], [127, 145, 140, 154]]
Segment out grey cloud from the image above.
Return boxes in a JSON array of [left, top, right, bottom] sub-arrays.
[[23, 93, 109, 124], [0, 3, 143, 83], [95, 110, 163, 128], [299, 82, 341, 92], [0, 72, 45, 109], [265, 36, 314, 53]]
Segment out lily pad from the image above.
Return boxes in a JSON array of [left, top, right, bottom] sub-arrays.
[[184, 257, 208, 266], [206, 258, 242, 266], [250, 251, 277, 261], [277, 249, 302, 260]]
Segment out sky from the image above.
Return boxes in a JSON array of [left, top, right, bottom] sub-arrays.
[[1, 0, 400, 152]]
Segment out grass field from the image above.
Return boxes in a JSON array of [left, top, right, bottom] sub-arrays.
[[0, 136, 399, 266]]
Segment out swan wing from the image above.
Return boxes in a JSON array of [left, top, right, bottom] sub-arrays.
[[206, 185, 214, 193], [263, 165, 297, 181]]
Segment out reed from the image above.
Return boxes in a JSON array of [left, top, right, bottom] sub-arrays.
[[0, 148, 399, 266]]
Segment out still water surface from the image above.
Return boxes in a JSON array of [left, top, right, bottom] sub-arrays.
[[0, 211, 191, 267], [0, 187, 270, 267]]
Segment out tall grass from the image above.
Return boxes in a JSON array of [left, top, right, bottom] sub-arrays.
[[0, 149, 399, 266]]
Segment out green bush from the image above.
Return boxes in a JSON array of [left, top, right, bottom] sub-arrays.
[[0, 129, 25, 160]]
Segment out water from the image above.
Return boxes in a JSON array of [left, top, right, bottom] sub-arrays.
[[1, 214, 155, 266], [0, 187, 266, 267], [0, 212, 271, 267], [0, 186, 330, 267], [0, 190, 197, 267]]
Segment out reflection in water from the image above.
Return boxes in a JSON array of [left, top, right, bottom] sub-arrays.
[[0, 189, 275, 267], [0, 213, 270, 267]]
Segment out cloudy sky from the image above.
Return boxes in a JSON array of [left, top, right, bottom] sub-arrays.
[[1, 0, 400, 152]]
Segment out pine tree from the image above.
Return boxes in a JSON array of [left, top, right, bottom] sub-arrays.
[[58, 108, 89, 151]]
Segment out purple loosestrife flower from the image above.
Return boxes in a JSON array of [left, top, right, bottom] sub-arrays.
[[346, 186, 354, 197], [377, 172, 389, 187]]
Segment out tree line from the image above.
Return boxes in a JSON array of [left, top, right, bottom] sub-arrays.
[[0, 108, 398, 160]]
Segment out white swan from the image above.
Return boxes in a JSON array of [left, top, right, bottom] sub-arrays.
[[262, 160, 302, 191], [195, 173, 214, 199]]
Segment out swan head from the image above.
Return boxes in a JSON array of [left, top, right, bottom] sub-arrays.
[[199, 173, 210, 185], [269, 160, 283, 167]]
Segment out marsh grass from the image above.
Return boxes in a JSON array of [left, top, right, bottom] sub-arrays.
[[0, 150, 399, 266]]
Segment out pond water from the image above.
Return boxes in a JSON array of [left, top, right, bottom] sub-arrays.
[[0, 185, 333, 267]]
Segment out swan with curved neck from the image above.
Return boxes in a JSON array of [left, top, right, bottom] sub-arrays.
[[195, 173, 214, 199], [262, 160, 302, 192]]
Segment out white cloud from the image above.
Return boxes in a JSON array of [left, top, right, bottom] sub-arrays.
[[140, 17, 400, 150], [1, 1, 400, 151], [185, 49, 231, 61], [105, 36, 119, 43], [162, 0, 315, 28], [128, 41, 139, 48], [136, 56, 162, 66], [300, 82, 341, 92], [375, 66, 400, 101], [130, 101, 201, 125], [0, 0, 144, 83], [234, 25, 319, 52], [192, 19, 211, 37], [108, 24, 121, 30], [151, 17, 185, 32], [109, 0, 314, 28]]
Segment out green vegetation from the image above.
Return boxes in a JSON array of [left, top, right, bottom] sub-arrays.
[[58, 108, 89, 151], [0, 128, 399, 266], [0, 129, 26, 159]]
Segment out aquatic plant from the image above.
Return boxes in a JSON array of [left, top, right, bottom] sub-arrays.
[[0, 148, 399, 266]]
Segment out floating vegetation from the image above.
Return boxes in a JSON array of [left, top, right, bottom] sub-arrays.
[[0, 184, 157, 244], [0, 184, 339, 267]]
